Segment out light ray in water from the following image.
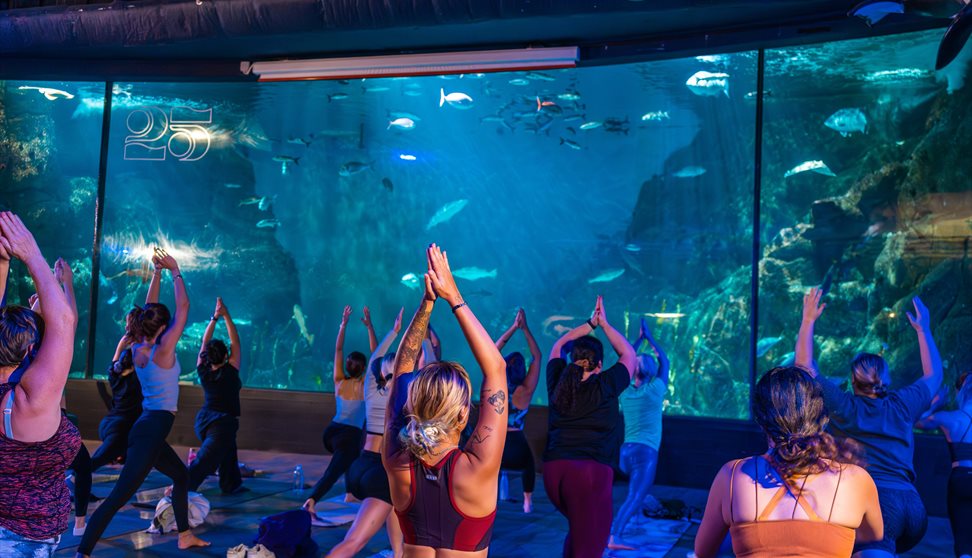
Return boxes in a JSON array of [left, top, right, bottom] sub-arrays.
[[103, 230, 223, 271]]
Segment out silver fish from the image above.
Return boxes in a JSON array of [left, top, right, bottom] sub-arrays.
[[339, 162, 371, 177], [256, 219, 281, 229], [426, 199, 469, 230], [588, 268, 626, 284], [825, 108, 867, 137], [673, 166, 706, 178], [452, 267, 497, 281], [401, 272, 420, 290], [686, 71, 730, 97]]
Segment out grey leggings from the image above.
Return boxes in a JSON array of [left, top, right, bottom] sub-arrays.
[[610, 442, 658, 537]]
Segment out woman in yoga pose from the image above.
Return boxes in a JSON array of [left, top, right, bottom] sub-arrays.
[[383, 243, 507, 557]]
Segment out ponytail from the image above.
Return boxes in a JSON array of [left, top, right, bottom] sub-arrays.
[[200, 339, 229, 369], [398, 361, 471, 459], [125, 303, 171, 342], [851, 353, 889, 398], [125, 306, 144, 341], [401, 418, 451, 460], [551, 336, 603, 415]]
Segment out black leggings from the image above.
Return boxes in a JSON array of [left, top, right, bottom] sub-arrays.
[[71, 443, 93, 518], [188, 414, 242, 493], [78, 411, 190, 554], [347, 450, 391, 504], [500, 430, 536, 493], [949, 467, 972, 557], [90, 414, 137, 470], [309, 422, 364, 502]]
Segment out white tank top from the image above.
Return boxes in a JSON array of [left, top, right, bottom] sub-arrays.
[[134, 344, 180, 412]]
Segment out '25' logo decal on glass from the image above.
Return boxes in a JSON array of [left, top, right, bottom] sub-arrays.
[[123, 106, 213, 162]]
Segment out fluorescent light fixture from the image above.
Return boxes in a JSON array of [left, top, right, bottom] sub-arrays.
[[241, 47, 579, 81]]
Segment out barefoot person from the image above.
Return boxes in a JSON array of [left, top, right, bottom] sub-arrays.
[[303, 305, 373, 512], [383, 243, 507, 557], [695, 366, 883, 558], [326, 308, 405, 558], [187, 297, 245, 494], [796, 288, 943, 557], [609, 317, 670, 550], [543, 296, 636, 558], [78, 249, 209, 555], [494, 307, 541, 513], [0, 213, 81, 556]]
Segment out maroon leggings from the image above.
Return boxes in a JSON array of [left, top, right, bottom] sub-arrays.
[[542, 459, 614, 558]]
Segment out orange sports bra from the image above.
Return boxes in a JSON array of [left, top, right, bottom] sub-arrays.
[[728, 457, 855, 558]]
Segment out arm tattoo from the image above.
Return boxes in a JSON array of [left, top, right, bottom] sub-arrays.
[[487, 390, 506, 415], [395, 306, 431, 375], [471, 424, 493, 445]]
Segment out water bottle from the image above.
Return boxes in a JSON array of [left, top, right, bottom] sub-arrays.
[[187, 448, 197, 466], [498, 471, 509, 501], [293, 465, 304, 492]]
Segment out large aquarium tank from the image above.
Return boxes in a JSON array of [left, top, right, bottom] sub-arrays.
[[0, 27, 969, 420]]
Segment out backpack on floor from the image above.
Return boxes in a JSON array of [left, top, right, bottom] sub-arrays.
[[147, 492, 211, 534]]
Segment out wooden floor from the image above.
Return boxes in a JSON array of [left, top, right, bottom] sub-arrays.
[[56, 443, 958, 557]]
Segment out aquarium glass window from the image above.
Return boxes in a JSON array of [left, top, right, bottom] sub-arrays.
[[0, 81, 104, 378], [759, 28, 971, 393], [85, 57, 757, 418]]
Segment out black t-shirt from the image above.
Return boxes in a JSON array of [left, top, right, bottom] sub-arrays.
[[197, 363, 242, 417], [543, 358, 631, 466], [108, 364, 143, 419]]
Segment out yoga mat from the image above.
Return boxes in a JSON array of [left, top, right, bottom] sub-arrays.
[[603, 518, 691, 558], [55, 510, 148, 550], [311, 495, 361, 527]]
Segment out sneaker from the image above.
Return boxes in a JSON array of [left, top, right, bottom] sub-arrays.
[[248, 544, 276, 558], [73, 526, 86, 537], [226, 544, 249, 558]]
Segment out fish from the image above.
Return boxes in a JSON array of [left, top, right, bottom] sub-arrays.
[[239, 196, 262, 206], [563, 114, 585, 122], [439, 89, 474, 108], [381, 177, 394, 192], [17, 86, 75, 100], [401, 273, 420, 289], [106, 266, 155, 283], [744, 90, 774, 100], [579, 121, 603, 130], [388, 117, 416, 130], [646, 312, 685, 319], [258, 196, 274, 211], [641, 111, 670, 121], [695, 54, 729, 64], [557, 91, 582, 101], [686, 71, 730, 97], [404, 90, 423, 97], [293, 304, 315, 346], [272, 155, 300, 165], [452, 267, 497, 281], [560, 138, 582, 150], [339, 161, 371, 177], [785, 160, 837, 178], [623, 243, 642, 252], [399, 154, 417, 161], [106, 292, 119, 305], [363, 86, 391, 92], [256, 219, 281, 229], [756, 335, 784, 357], [525, 71, 556, 81], [938, 2, 972, 70], [542, 315, 577, 328], [287, 137, 311, 146], [327, 93, 349, 102], [825, 108, 868, 137], [508, 78, 530, 86], [673, 166, 707, 178], [426, 199, 469, 230], [536, 97, 557, 111], [224, 183, 242, 189], [588, 268, 626, 284]]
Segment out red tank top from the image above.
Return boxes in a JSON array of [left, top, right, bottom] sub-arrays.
[[395, 449, 496, 552], [0, 383, 81, 540]]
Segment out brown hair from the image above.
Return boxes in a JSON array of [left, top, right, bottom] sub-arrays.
[[551, 336, 603, 415], [0, 306, 44, 368], [851, 353, 889, 397], [400, 361, 472, 459], [753, 367, 860, 479], [125, 303, 171, 343]]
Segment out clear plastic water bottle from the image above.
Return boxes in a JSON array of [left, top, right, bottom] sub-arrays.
[[498, 471, 509, 501], [187, 448, 197, 466], [293, 465, 304, 492]]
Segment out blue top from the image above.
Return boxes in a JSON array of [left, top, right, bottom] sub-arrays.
[[816, 376, 931, 490], [508, 403, 529, 430], [333, 390, 366, 428], [134, 345, 181, 413], [619, 376, 666, 450]]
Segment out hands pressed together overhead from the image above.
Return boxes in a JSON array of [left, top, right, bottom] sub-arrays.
[[424, 243, 462, 307]]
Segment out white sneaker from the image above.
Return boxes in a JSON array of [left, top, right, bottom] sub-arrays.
[[73, 526, 86, 537], [226, 544, 249, 558], [248, 544, 276, 558]]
